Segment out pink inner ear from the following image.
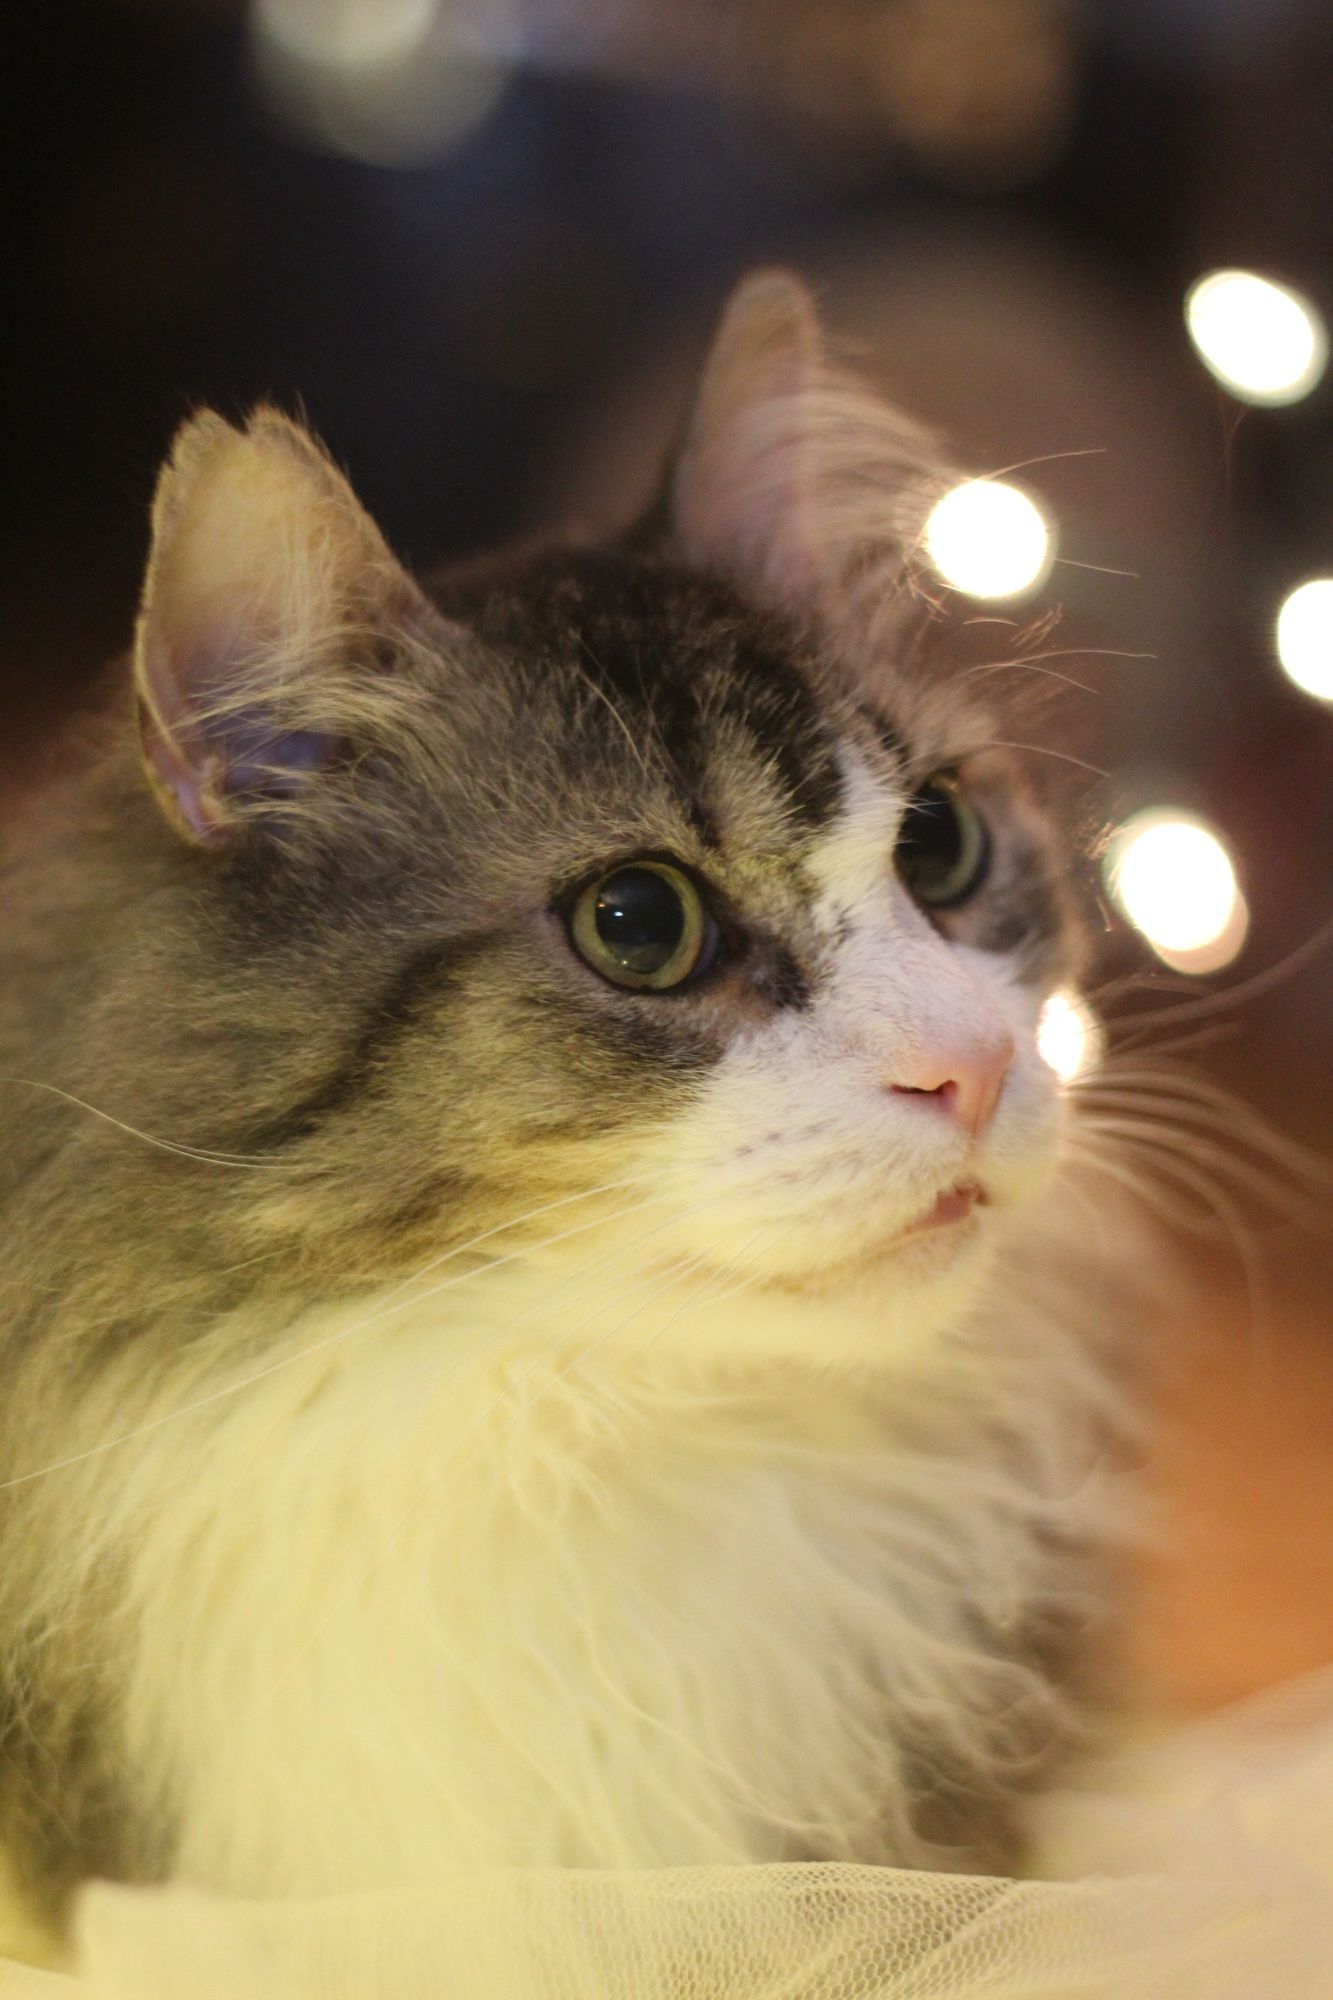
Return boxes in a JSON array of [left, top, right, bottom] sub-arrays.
[[138, 694, 228, 844], [140, 699, 344, 842], [133, 407, 416, 844], [215, 723, 342, 800], [137, 593, 346, 841]]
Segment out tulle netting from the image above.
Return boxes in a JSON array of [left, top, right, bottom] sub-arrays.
[[3, 1670, 1332, 1999]]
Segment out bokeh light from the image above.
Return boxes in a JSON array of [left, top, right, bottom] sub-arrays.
[[923, 478, 1053, 600], [1276, 578, 1333, 703], [250, 0, 512, 167], [1105, 810, 1249, 975], [1184, 269, 1327, 407], [255, 0, 438, 70], [1037, 988, 1103, 1084]]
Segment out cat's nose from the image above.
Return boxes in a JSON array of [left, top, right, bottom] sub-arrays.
[[888, 1030, 1015, 1140]]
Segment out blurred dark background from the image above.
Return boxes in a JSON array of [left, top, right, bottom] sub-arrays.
[[5, 0, 1333, 1703]]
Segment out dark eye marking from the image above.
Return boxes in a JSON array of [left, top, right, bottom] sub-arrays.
[[750, 944, 810, 1011], [857, 704, 908, 773]]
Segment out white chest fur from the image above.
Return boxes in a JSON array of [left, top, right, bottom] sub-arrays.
[[100, 1258, 1102, 1898]]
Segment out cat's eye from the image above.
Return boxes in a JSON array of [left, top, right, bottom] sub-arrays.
[[895, 774, 991, 909], [570, 862, 716, 991]]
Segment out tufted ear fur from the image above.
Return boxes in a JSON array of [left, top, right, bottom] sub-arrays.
[[672, 270, 825, 613], [134, 408, 433, 843], [672, 270, 948, 656]]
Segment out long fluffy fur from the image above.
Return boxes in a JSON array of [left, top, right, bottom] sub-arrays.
[[22, 1191, 1125, 1898], [0, 269, 1142, 1921]]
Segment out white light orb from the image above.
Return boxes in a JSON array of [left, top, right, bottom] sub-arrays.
[[1185, 269, 1327, 407], [1105, 810, 1248, 974], [1037, 989, 1103, 1084], [924, 478, 1054, 600], [1276, 578, 1333, 702], [255, 0, 438, 71], [250, 0, 511, 166]]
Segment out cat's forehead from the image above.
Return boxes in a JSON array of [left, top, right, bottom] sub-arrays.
[[433, 545, 910, 848], [421, 542, 1072, 987]]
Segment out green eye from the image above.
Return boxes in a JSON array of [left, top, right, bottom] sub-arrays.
[[896, 774, 991, 909], [570, 862, 715, 991]]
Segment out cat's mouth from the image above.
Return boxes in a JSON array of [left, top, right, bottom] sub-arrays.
[[771, 1179, 990, 1295], [870, 1178, 988, 1270], [910, 1180, 986, 1234]]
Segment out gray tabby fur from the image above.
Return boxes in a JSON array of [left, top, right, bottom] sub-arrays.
[[0, 272, 1138, 1925]]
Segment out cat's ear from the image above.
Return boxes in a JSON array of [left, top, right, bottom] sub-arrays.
[[672, 270, 825, 615], [134, 408, 430, 843], [671, 270, 942, 646]]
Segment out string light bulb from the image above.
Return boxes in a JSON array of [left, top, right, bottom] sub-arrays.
[[1105, 810, 1248, 975], [1037, 989, 1103, 1084], [1276, 578, 1333, 703], [923, 478, 1053, 600], [1185, 269, 1327, 407]]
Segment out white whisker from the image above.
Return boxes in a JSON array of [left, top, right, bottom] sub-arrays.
[[1066, 1131, 1274, 1361], [1096, 915, 1333, 1033], [0, 1176, 669, 1492], [1077, 1112, 1328, 1225], [963, 658, 1098, 695], [0, 1076, 288, 1170], [984, 740, 1109, 778]]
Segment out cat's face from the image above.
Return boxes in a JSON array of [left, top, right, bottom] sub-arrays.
[[124, 273, 1079, 1367], [629, 738, 1067, 1311], [413, 553, 1071, 1340]]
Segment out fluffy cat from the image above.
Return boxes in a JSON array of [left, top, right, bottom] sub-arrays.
[[0, 272, 1133, 1923]]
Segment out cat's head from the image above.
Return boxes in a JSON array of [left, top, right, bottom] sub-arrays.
[[126, 272, 1080, 1367]]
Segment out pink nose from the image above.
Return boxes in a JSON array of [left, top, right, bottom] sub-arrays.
[[888, 1031, 1015, 1140]]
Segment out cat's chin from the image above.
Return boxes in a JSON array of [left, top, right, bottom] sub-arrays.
[[647, 1220, 1001, 1374], [768, 1208, 984, 1304], [696, 1176, 996, 1320]]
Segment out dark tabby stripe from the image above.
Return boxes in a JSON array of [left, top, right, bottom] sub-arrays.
[[236, 935, 493, 1150]]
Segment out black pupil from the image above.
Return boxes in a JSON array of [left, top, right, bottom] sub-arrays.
[[594, 869, 685, 974], [899, 784, 967, 897]]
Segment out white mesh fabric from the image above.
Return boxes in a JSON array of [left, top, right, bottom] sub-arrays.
[[2, 1672, 1331, 2000], [0, 1863, 1316, 2000]]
